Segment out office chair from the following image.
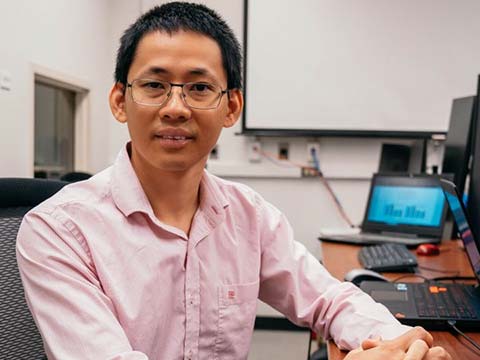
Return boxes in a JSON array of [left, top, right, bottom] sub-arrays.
[[0, 178, 67, 359], [60, 171, 92, 183]]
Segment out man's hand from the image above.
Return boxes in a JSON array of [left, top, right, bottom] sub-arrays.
[[343, 327, 451, 360]]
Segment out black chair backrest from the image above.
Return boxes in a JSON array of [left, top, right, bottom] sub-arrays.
[[0, 178, 67, 359], [0, 178, 68, 207], [60, 171, 92, 183]]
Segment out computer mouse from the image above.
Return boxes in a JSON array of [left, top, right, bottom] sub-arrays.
[[344, 268, 389, 287], [416, 244, 440, 256]]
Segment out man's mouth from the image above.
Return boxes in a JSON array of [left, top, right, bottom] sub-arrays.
[[155, 135, 190, 140], [153, 131, 194, 149]]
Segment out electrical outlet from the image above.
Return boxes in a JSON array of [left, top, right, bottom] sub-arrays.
[[301, 166, 320, 177], [278, 143, 289, 160], [248, 141, 261, 162], [306, 142, 321, 168]]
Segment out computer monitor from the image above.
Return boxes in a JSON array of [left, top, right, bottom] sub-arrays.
[[467, 75, 480, 242], [442, 96, 476, 195]]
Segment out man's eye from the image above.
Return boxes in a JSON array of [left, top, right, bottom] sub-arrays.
[[190, 83, 214, 92], [143, 82, 165, 89]]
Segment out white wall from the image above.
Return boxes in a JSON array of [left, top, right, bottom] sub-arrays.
[[106, 0, 142, 163], [0, 0, 115, 176]]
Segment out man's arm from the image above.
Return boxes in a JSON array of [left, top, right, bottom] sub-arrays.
[[256, 199, 411, 350], [16, 209, 148, 360]]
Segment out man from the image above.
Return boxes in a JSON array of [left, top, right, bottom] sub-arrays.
[[17, 2, 450, 359]]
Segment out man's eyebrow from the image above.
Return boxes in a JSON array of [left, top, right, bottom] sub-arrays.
[[137, 66, 220, 82], [188, 68, 222, 83], [139, 67, 169, 77], [188, 67, 211, 76]]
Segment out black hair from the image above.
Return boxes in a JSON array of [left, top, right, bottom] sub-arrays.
[[114, 1, 242, 90]]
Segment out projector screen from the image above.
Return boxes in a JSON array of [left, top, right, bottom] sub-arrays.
[[243, 0, 480, 136]]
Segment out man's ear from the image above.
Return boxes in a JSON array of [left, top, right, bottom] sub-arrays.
[[223, 89, 243, 128], [109, 82, 128, 123]]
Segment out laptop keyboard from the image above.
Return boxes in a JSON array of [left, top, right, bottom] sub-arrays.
[[359, 243, 418, 272], [413, 283, 477, 319]]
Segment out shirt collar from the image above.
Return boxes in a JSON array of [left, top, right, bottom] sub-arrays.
[[111, 143, 230, 219], [198, 169, 230, 218], [111, 143, 153, 217]]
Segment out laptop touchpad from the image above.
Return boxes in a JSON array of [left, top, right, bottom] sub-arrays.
[[371, 290, 408, 302]]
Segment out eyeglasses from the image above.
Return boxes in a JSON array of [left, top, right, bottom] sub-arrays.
[[126, 79, 229, 110]]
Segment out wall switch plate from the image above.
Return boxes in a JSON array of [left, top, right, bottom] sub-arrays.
[[248, 141, 262, 162]]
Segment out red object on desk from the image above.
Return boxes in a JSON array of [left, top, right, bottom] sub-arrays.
[[416, 243, 440, 256]]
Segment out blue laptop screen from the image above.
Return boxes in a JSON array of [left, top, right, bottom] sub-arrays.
[[367, 185, 445, 227]]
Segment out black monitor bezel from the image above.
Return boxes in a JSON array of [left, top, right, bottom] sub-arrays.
[[440, 179, 480, 283], [361, 173, 449, 237], [467, 75, 480, 242], [442, 96, 476, 195]]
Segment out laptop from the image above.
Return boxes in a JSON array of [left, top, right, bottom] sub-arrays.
[[318, 173, 449, 247], [360, 179, 480, 330]]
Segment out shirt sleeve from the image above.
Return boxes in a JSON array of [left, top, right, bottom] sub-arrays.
[[16, 209, 149, 360], [256, 198, 411, 350]]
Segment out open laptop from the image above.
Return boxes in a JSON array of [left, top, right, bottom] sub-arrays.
[[318, 174, 449, 247], [360, 179, 480, 330]]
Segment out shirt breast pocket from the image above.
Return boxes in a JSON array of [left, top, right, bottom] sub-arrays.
[[214, 281, 259, 360]]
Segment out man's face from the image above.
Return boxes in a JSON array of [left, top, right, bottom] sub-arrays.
[[110, 30, 242, 173]]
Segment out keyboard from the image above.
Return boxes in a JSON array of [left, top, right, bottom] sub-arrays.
[[358, 243, 418, 272], [413, 283, 477, 319]]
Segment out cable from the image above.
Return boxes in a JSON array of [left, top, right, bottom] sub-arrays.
[[417, 265, 460, 275], [261, 152, 297, 168], [447, 320, 480, 352], [310, 147, 355, 228], [391, 274, 430, 283], [317, 173, 355, 228], [431, 276, 476, 282], [391, 274, 476, 283], [256, 148, 356, 228], [257, 148, 308, 169], [310, 147, 321, 174]]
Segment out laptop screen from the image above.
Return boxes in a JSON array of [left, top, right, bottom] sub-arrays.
[[443, 188, 480, 281], [367, 185, 445, 227], [362, 174, 448, 237]]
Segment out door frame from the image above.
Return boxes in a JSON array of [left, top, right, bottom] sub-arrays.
[[31, 64, 90, 174]]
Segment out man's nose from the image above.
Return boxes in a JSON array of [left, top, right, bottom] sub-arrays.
[[159, 87, 191, 119]]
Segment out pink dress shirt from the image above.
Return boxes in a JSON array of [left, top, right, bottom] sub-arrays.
[[17, 145, 410, 360]]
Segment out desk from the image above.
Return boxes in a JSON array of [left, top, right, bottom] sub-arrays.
[[321, 240, 480, 360]]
